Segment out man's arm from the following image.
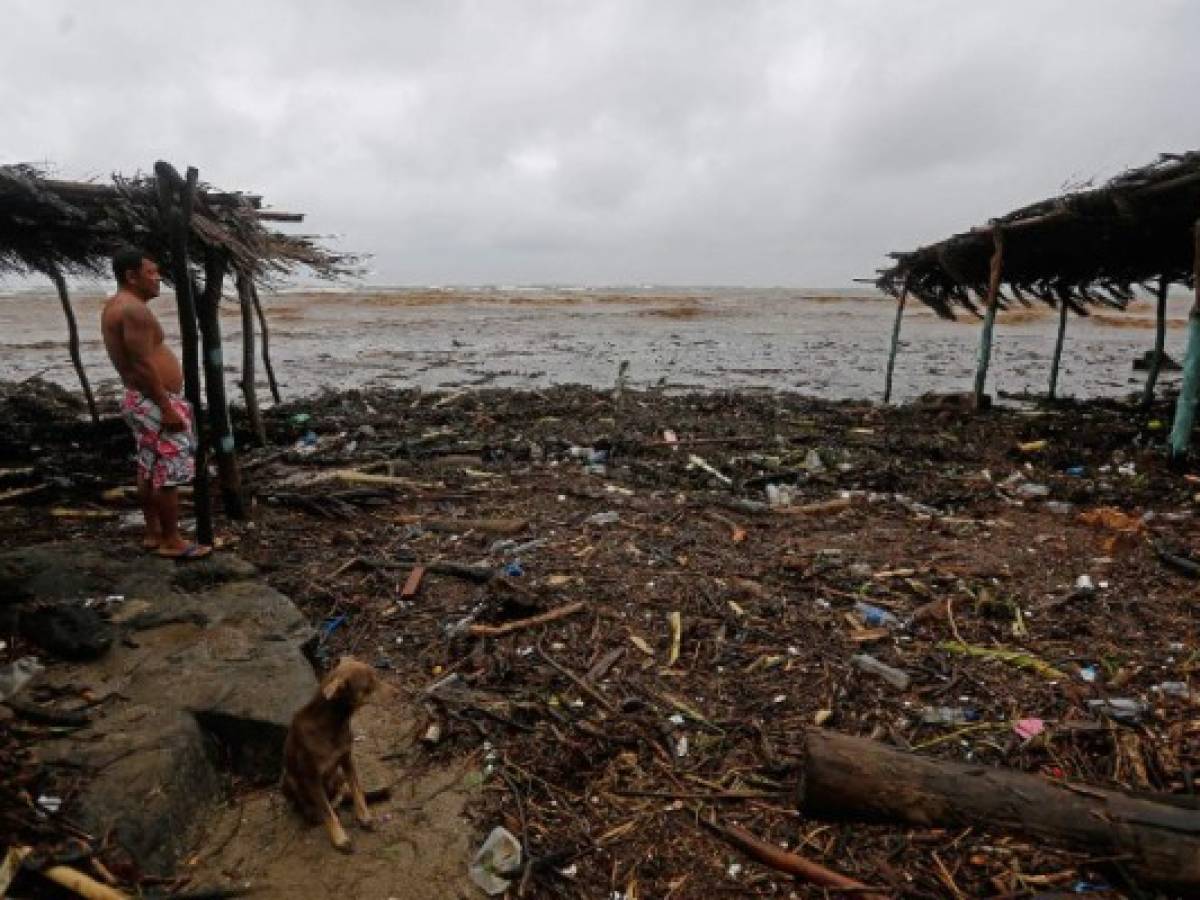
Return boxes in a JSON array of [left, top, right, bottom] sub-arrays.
[[121, 306, 185, 430]]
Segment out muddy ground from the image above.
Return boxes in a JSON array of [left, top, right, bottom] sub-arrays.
[[4, 377, 1200, 898]]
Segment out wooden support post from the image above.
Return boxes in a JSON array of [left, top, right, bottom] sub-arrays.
[[1143, 275, 1170, 410], [196, 249, 245, 518], [973, 228, 1005, 408], [882, 278, 909, 405], [46, 264, 99, 424], [154, 162, 213, 547], [250, 280, 282, 404], [1048, 290, 1069, 400], [1170, 221, 1200, 459], [235, 270, 267, 446]]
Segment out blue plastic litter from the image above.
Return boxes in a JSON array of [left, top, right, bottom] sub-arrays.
[[320, 614, 347, 642], [1065, 465, 1086, 477], [854, 601, 901, 629], [504, 561, 524, 577]]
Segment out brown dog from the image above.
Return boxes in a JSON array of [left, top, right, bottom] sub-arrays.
[[282, 656, 380, 851]]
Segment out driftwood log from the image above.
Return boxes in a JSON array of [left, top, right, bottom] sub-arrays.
[[796, 728, 1200, 890]]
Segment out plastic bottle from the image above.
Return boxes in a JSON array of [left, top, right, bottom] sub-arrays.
[[1153, 681, 1191, 698], [854, 601, 902, 629], [920, 706, 978, 725], [1087, 697, 1148, 723], [766, 484, 798, 508], [851, 654, 911, 690]]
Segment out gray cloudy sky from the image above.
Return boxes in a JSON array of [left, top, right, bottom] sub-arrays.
[[3, 1, 1199, 286]]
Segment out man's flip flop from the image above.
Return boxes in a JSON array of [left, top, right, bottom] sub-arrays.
[[157, 543, 212, 561]]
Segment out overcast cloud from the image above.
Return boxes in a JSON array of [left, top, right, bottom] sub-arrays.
[[3, 0, 1199, 286]]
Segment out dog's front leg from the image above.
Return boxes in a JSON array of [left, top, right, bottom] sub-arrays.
[[308, 775, 352, 852], [343, 755, 374, 830]]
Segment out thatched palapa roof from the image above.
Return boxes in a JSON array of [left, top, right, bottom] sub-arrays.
[[876, 151, 1200, 319], [0, 163, 360, 284]]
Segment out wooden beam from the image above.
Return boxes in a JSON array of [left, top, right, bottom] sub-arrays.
[[1143, 275, 1170, 410], [254, 210, 304, 222], [1169, 221, 1200, 459], [46, 263, 98, 424], [972, 227, 1005, 407], [195, 250, 245, 518], [155, 162, 213, 547], [235, 269, 267, 446], [1048, 288, 1070, 400], [882, 278, 909, 405], [250, 280, 282, 404]]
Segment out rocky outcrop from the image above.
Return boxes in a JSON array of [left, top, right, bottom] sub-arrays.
[[1, 544, 316, 874]]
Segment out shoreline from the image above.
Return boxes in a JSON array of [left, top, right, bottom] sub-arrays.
[[0, 287, 1192, 405]]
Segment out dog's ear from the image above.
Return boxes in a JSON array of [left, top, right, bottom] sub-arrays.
[[321, 671, 347, 701]]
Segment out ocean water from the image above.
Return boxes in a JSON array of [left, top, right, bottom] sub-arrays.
[[0, 284, 1190, 404]]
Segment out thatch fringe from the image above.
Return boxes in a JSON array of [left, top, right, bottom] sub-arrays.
[[0, 163, 361, 285], [876, 151, 1200, 319]]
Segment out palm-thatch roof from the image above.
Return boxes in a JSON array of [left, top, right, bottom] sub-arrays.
[[0, 163, 360, 284], [875, 151, 1200, 319]]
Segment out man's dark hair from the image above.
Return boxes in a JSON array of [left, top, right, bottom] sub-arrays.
[[112, 247, 151, 285]]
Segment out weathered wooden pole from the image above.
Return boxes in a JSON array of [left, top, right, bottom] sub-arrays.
[[153, 161, 213, 547], [195, 249, 245, 518], [1142, 275, 1170, 410], [45, 263, 99, 424], [882, 277, 909, 405], [235, 269, 267, 445], [250, 280, 282, 404], [1169, 222, 1200, 459], [973, 227, 1005, 407], [1048, 289, 1070, 400]]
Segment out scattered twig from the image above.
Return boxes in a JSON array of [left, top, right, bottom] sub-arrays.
[[695, 818, 890, 899], [469, 601, 586, 638]]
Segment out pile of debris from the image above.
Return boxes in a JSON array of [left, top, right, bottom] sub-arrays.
[[4, 381, 1200, 897]]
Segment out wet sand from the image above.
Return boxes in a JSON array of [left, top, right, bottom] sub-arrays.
[[0, 285, 1189, 403]]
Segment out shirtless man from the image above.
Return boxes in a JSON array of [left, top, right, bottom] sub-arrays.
[[101, 247, 210, 559]]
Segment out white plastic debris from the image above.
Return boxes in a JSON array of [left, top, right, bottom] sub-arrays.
[[0, 657, 44, 702], [469, 826, 523, 896], [687, 454, 732, 486], [765, 483, 798, 508]]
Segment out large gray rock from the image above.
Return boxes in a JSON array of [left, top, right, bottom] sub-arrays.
[[1, 543, 316, 875]]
